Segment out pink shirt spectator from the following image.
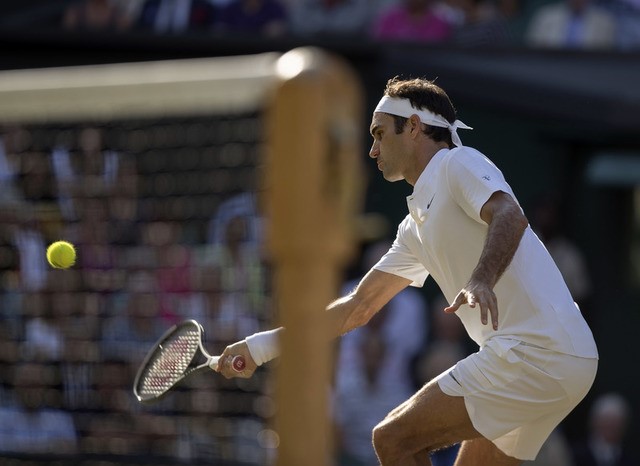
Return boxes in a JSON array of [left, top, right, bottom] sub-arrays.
[[373, 3, 453, 42]]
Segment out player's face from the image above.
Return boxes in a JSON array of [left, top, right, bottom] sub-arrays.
[[369, 112, 410, 182]]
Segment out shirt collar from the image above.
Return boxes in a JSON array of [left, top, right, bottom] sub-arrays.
[[411, 148, 450, 197]]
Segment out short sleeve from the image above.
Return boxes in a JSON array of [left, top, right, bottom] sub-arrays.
[[445, 148, 516, 224], [372, 216, 429, 287]]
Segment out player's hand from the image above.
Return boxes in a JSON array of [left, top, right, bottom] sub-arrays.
[[444, 281, 499, 330], [215, 340, 258, 379]]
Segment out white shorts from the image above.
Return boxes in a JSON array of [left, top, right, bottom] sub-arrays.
[[436, 337, 598, 461]]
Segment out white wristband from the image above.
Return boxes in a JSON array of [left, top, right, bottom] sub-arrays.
[[245, 328, 281, 366]]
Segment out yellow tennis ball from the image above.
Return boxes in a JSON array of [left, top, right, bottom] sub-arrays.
[[46, 241, 76, 269]]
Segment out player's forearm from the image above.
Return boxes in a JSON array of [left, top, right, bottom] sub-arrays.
[[244, 271, 407, 365], [326, 293, 371, 337], [329, 269, 410, 336], [471, 205, 527, 287], [242, 297, 364, 367]]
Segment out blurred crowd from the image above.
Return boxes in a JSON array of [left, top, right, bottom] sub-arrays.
[[52, 0, 640, 50], [0, 118, 275, 463]]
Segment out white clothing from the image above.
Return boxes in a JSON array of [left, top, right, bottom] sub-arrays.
[[374, 146, 598, 359], [526, 3, 616, 49], [437, 338, 597, 460], [24, 317, 64, 360], [0, 406, 77, 453], [13, 228, 48, 292], [374, 146, 598, 460]]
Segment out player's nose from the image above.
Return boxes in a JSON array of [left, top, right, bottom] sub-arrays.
[[369, 141, 379, 159]]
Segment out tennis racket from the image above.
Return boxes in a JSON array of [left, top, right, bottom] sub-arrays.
[[133, 319, 246, 403]]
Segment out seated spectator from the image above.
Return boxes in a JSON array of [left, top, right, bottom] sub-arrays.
[[18, 151, 56, 205], [207, 192, 262, 249], [571, 392, 638, 466], [136, 0, 217, 33], [333, 328, 407, 466], [202, 193, 264, 344], [100, 271, 167, 365], [372, 0, 454, 43], [0, 362, 78, 454], [202, 215, 262, 344], [289, 0, 369, 37], [531, 193, 593, 324], [7, 208, 48, 293], [51, 126, 136, 224], [606, 0, 640, 49], [453, 0, 521, 47], [62, 0, 137, 31], [217, 0, 288, 37], [525, 428, 574, 466], [22, 291, 64, 362], [336, 240, 428, 400], [82, 358, 149, 456], [525, 0, 616, 49]]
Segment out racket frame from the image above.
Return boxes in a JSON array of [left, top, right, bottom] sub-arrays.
[[133, 319, 243, 404]]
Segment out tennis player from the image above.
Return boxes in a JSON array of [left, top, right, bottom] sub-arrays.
[[216, 77, 599, 466]]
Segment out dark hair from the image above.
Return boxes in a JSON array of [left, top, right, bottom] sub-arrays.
[[383, 77, 457, 148]]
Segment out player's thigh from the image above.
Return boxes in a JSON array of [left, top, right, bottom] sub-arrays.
[[374, 378, 480, 453]]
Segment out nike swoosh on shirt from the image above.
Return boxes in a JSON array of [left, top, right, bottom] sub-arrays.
[[427, 194, 435, 209]]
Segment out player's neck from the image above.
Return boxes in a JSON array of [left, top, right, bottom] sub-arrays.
[[405, 141, 449, 186]]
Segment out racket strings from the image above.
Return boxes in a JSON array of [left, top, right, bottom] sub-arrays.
[[138, 326, 201, 398]]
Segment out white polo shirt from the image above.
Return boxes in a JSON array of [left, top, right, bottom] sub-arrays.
[[374, 147, 598, 358]]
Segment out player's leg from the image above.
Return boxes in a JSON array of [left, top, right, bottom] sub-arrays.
[[372, 378, 480, 465], [454, 437, 522, 466]]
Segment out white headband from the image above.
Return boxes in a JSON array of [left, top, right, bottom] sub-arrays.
[[374, 95, 472, 147]]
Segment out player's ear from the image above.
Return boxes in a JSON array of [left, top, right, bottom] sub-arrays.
[[408, 114, 422, 137]]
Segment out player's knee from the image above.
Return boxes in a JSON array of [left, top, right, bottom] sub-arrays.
[[373, 417, 439, 463], [372, 422, 391, 460], [372, 420, 405, 462]]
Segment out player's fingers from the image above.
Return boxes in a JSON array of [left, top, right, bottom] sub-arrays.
[[213, 349, 230, 372], [215, 351, 234, 376], [489, 295, 499, 330], [479, 300, 488, 326], [219, 355, 236, 379], [476, 293, 498, 329], [444, 291, 466, 313]]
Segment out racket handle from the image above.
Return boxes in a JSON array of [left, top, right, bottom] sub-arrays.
[[208, 355, 246, 372], [231, 355, 246, 372], [208, 356, 220, 370]]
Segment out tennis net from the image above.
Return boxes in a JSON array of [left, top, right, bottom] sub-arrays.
[[0, 49, 364, 466]]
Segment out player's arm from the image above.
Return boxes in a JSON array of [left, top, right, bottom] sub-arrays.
[[327, 268, 411, 336], [445, 190, 528, 329], [216, 269, 411, 378]]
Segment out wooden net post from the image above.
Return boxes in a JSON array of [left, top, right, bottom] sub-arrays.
[[266, 48, 364, 466]]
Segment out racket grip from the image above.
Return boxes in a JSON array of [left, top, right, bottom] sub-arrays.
[[208, 355, 246, 372], [231, 355, 246, 372]]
